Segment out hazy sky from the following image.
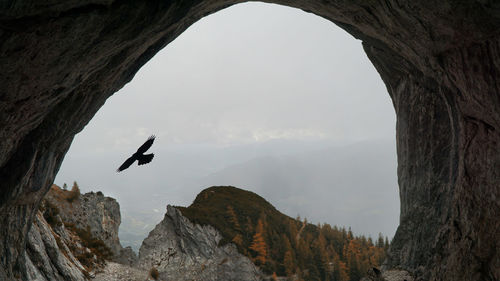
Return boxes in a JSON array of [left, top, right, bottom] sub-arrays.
[[55, 2, 398, 244]]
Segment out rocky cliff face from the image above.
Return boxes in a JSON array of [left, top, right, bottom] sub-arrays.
[[0, 1, 499, 280], [23, 186, 136, 280], [44, 186, 136, 264], [138, 205, 263, 281], [25, 211, 88, 281]]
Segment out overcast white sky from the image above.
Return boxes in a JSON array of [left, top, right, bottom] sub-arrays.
[[55, 2, 398, 243]]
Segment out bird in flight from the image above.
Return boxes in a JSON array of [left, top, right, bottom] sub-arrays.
[[117, 135, 156, 172]]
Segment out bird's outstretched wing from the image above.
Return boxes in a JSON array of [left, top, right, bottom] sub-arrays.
[[117, 155, 136, 172], [136, 135, 155, 154]]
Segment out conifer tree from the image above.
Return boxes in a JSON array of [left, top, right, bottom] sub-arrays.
[[249, 219, 267, 265], [66, 181, 80, 202], [333, 254, 349, 281], [347, 227, 353, 239], [232, 234, 243, 247], [245, 217, 254, 233], [283, 250, 295, 277], [288, 220, 299, 247], [376, 233, 385, 248], [282, 235, 295, 276], [226, 205, 241, 231], [384, 236, 390, 251]]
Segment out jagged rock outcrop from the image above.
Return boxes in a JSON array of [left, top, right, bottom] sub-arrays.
[[115, 246, 137, 267], [25, 212, 88, 281], [138, 205, 263, 281], [23, 186, 138, 281], [46, 190, 121, 255], [44, 187, 136, 264], [0, 1, 499, 280]]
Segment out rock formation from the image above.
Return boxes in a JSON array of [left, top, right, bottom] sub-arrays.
[[361, 268, 414, 281], [25, 211, 88, 281], [93, 262, 151, 281], [137, 205, 263, 281], [23, 186, 136, 280], [0, 1, 499, 280], [44, 186, 136, 264]]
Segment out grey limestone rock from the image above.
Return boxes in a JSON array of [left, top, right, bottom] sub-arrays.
[[24, 190, 138, 280], [93, 262, 150, 281], [45, 189, 137, 264], [25, 212, 87, 281], [138, 205, 263, 281], [115, 246, 138, 267]]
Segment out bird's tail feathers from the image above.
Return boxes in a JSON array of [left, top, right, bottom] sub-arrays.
[[138, 153, 154, 165]]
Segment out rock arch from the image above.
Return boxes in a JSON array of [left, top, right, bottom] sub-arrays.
[[0, 1, 499, 280]]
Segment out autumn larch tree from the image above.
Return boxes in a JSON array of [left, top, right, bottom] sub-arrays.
[[249, 218, 267, 265]]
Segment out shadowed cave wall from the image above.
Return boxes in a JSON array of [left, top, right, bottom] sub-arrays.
[[0, 1, 499, 280]]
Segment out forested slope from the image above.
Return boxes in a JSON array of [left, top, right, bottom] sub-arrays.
[[178, 186, 389, 281]]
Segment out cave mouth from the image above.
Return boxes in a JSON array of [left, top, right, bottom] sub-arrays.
[[1, 0, 499, 280], [54, 2, 399, 251]]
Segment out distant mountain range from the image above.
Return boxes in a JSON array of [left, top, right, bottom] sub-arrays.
[[91, 139, 399, 252]]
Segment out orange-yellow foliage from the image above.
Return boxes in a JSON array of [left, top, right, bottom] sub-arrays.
[[249, 219, 267, 265]]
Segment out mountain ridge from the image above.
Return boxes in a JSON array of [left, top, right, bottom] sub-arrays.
[[176, 186, 389, 280]]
